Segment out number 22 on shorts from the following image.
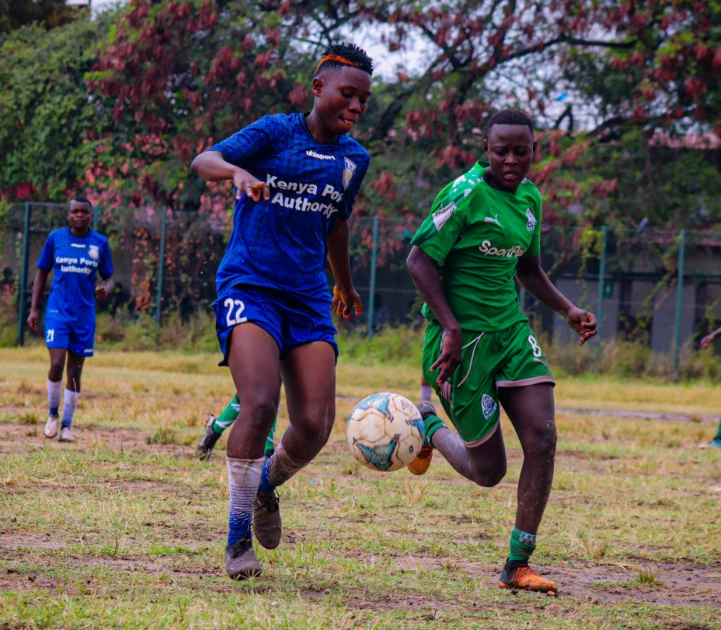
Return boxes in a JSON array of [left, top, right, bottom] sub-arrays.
[[224, 298, 247, 327]]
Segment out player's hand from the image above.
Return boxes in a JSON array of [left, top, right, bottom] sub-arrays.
[[701, 335, 713, 350], [95, 284, 108, 300], [233, 169, 270, 202], [27, 309, 39, 333], [332, 285, 362, 319], [566, 306, 597, 346], [431, 327, 462, 386]]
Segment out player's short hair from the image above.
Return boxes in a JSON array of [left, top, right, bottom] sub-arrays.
[[315, 42, 374, 77], [71, 196, 93, 208], [486, 109, 534, 138]]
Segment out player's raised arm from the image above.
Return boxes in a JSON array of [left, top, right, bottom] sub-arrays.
[[191, 151, 270, 202], [701, 325, 721, 349], [515, 256, 597, 345]]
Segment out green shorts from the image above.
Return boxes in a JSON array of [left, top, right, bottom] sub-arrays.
[[422, 319, 555, 446]]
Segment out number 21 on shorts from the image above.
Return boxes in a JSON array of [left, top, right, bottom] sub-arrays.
[[528, 334, 543, 358], [46, 329, 55, 343], [224, 298, 247, 327]]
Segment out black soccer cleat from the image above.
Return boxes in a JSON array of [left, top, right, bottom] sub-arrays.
[[224, 534, 262, 580], [197, 415, 222, 461], [253, 489, 282, 549]]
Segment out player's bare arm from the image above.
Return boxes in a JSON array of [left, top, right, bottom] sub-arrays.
[[406, 245, 462, 385], [95, 277, 114, 300], [327, 219, 362, 318], [700, 326, 721, 349], [27, 268, 50, 332], [515, 255, 597, 345], [190, 150, 270, 202]]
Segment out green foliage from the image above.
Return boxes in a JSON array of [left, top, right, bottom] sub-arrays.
[[0, 18, 112, 200]]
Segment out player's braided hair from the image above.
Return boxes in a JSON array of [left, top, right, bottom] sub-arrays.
[[315, 42, 374, 77], [72, 196, 93, 207], [486, 109, 534, 137]]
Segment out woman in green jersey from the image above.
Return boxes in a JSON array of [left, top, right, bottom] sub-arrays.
[[406, 109, 597, 594]]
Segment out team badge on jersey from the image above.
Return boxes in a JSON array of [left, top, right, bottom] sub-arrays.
[[481, 394, 497, 420], [342, 157, 357, 190], [526, 208, 536, 232], [88, 245, 100, 260]]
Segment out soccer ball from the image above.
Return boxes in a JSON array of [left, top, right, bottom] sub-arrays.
[[346, 392, 425, 472]]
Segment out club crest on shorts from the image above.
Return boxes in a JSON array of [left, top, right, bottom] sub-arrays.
[[481, 394, 497, 420], [526, 208, 536, 232], [342, 157, 357, 190], [88, 245, 100, 260]]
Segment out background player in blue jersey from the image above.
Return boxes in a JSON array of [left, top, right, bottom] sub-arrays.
[[27, 197, 114, 443], [190, 42, 373, 580]]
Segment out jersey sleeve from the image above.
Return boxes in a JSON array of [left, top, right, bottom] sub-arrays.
[[99, 238, 114, 279], [410, 185, 470, 264], [208, 115, 287, 168], [37, 232, 55, 271], [524, 189, 543, 258], [340, 152, 370, 221]]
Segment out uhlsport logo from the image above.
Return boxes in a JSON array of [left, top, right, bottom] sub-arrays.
[[479, 240, 525, 258], [526, 208, 536, 232], [306, 150, 336, 161], [342, 157, 357, 190], [88, 245, 100, 260], [481, 394, 497, 420]]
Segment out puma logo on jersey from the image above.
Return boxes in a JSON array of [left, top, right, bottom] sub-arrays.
[[479, 240, 525, 258], [526, 208, 536, 232], [484, 215, 501, 226]]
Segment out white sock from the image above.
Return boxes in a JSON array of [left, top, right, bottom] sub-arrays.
[[264, 443, 310, 489], [61, 388, 79, 428], [227, 457, 264, 544], [420, 384, 432, 402], [47, 379, 62, 415]]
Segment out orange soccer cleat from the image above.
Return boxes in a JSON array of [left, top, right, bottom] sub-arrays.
[[407, 443, 433, 475], [499, 564, 558, 593]]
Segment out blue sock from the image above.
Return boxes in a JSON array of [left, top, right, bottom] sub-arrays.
[[258, 458, 274, 493], [227, 457, 264, 546], [50, 407, 59, 417]]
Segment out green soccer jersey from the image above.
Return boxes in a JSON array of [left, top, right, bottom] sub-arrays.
[[411, 161, 543, 332]]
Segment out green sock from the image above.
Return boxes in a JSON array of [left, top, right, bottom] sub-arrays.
[[509, 526, 536, 563], [264, 413, 278, 458], [423, 413, 446, 448], [212, 394, 240, 435], [714, 421, 721, 441]]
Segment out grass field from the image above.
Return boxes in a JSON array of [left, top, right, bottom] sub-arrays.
[[1, 347, 721, 629]]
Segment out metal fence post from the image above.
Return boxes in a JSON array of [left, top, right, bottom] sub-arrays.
[[519, 286, 526, 313], [367, 216, 379, 336], [17, 203, 32, 346], [155, 208, 167, 325], [595, 226, 608, 343], [673, 230, 686, 380]]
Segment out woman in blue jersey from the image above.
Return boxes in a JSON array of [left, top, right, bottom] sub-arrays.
[[27, 197, 114, 443], [190, 43, 373, 580]]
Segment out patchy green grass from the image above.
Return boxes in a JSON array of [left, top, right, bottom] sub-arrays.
[[1, 349, 720, 629]]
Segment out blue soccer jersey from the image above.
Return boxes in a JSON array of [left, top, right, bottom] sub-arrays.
[[210, 113, 370, 300], [37, 228, 114, 321]]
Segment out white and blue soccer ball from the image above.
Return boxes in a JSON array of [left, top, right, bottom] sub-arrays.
[[346, 392, 425, 472]]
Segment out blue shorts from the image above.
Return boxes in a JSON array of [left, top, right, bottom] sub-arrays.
[[213, 284, 338, 366], [44, 315, 95, 357]]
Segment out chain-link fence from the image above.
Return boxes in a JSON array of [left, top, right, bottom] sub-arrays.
[[2, 203, 721, 369]]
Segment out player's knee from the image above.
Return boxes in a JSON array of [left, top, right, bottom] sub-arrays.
[[48, 362, 64, 381], [292, 404, 335, 446], [245, 395, 279, 432], [471, 462, 506, 487], [530, 422, 557, 460]]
